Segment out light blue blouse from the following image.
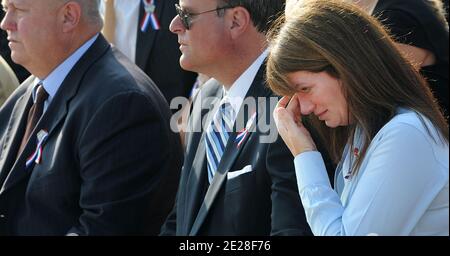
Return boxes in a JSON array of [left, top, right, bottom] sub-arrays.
[[294, 108, 449, 235]]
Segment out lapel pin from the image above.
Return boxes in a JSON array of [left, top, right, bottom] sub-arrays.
[[141, 0, 160, 32], [26, 129, 49, 169], [344, 147, 360, 180], [235, 112, 257, 148], [353, 147, 360, 158]]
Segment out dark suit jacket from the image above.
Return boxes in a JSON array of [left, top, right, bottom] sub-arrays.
[[135, 0, 197, 107], [0, 35, 183, 235], [160, 65, 312, 236]]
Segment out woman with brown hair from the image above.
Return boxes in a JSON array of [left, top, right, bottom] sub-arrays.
[[286, 0, 449, 118], [267, 0, 449, 235]]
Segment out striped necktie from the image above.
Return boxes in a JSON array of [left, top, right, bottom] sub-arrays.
[[205, 101, 235, 183]]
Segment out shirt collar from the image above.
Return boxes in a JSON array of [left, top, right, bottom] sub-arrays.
[[222, 49, 268, 116], [31, 34, 99, 103]]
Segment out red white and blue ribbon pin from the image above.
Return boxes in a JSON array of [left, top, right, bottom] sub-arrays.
[[141, 0, 160, 32], [235, 112, 257, 148], [26, 130, 49, 169], [344, 147, 360, 180], [353, 147, 360, 158]]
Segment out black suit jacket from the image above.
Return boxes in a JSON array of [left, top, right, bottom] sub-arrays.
[[160, 65, 312, 236], [135, 0, 197, 106], [0, 35, 183, 235]]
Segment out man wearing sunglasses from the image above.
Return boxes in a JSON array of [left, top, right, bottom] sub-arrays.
[[160, 0, 312, 236]]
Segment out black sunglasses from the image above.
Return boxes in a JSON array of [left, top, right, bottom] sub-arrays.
[[175, 4, 233, 30]]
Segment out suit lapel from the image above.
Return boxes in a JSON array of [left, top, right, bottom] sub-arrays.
[[183, 86, 222, 234], [189, 65, 271, 235], [135, 0, 165, 68], [1, 35, 111, 193], [0, 84, 33, 188]]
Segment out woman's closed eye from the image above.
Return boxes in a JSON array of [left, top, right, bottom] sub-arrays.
[[298, 86, 311, 93]]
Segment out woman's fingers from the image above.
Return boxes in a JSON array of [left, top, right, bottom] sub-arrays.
[[274, 95, 305, 127], [283, 94, 302, 124], [274, 107, 314, 156], [274, 95, 318, 156], [294, 94, 303, 124], [274, 96, 291, 126], [277, 96, 291, 109], [285, 94, 299, 112], [274, 107, 301, 135]]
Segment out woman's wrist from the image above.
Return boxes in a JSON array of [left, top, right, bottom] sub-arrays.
[[294, 146, 317, 157]]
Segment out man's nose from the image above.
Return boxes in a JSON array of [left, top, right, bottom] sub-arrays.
[[0, 11, 15, 32], [169, 15, 185, 34]]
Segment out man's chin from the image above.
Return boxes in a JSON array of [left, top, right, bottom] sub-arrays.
[[180, 58, 197, 73], [10, 53, 27, 67]]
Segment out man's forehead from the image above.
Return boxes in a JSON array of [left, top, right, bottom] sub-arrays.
[[3, 0, 54, 7], [2, 0, 27, 6], [180, 0, 216, 8]]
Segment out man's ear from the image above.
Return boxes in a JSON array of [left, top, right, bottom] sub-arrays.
[[60, 2, 81, 33], [227, 7, 251, 39]]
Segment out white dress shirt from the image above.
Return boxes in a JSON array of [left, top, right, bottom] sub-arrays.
[[221, 49, 268, 124], [99, 0, 140, 62], [294, 108, 449, 236]]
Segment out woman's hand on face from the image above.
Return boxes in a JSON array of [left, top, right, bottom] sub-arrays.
[[273, 94, 317, 157]]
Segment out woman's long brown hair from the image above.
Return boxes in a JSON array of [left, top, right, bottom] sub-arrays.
[[266, 0, 448, 175]]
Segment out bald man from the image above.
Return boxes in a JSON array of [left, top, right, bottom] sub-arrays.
[[0, 0, 182, 235]]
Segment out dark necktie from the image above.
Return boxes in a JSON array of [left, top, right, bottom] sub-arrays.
[[17, 84, 49, 157]]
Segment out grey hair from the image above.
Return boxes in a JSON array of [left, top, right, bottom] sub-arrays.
[[58, 0, 103, 26], [78, 0, 103, 26]]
